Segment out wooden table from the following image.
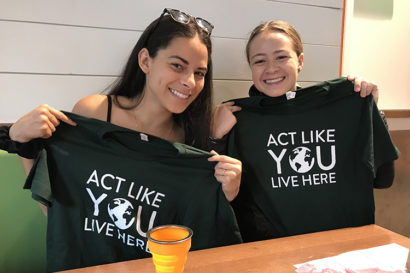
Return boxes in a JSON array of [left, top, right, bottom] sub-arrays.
[[60, 225, 410, 273]]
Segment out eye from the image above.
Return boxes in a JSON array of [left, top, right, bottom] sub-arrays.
[[171, 63, 184, 70], [253, 59, 265, 65], [195, 71, 206, 78], [277, 55, 289, 61]]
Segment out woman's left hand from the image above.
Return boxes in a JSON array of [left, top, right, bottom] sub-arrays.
[[348, 75, 379, 104], [208, 150, 242, 202], [211, 101, 241, 139]]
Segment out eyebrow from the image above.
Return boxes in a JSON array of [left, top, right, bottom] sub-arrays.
[[250, 53, 266, 61], [250, 50, 287, 61], [169, 55, 208, 72]]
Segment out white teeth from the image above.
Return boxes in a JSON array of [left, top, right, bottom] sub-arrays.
[[265, 77, 284, 84], [169, 88, 189, 99]]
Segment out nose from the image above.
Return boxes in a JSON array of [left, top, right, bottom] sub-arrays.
[[181, 72, 195, 89], [266, 60, 279, 73]]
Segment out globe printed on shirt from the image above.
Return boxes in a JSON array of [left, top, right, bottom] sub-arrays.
[[108, 198, 135, 230], [266, 129, 337, 189], [289, 147, 315, 173]]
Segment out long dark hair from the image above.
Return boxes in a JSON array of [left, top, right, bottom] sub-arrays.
[[108, 15, 213, 150]]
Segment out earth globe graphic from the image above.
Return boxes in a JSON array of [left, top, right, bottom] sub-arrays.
[[288, 147, 315, 173], [107, 198, 135, 230]]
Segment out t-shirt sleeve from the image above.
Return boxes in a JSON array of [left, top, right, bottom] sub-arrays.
[[362, 98, 400, 178], [23, 149, 54, 206]]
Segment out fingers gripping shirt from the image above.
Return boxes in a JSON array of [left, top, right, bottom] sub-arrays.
[[227, 77, 399, 241], [24, 113, 242, 272]]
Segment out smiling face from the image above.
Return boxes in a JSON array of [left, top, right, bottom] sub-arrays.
[[139, 34, 208, 114], [248, 30, 304, 97]]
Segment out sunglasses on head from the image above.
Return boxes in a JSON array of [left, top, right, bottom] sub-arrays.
[[148, 8, 214, 41], [164, 8, 214, 35]]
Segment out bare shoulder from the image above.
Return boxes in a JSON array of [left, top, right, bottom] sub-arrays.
[[72, 94, 108, 121]]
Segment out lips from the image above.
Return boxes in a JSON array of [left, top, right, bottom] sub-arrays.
[[264, 77, 285, 84], [169, 88, 190, 99]]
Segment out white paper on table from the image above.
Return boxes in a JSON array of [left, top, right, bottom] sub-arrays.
[[294, 243, 409, 273]]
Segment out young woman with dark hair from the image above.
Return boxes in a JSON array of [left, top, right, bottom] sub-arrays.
[[8, 9, 241, 202], [2, 9, 243, 271]]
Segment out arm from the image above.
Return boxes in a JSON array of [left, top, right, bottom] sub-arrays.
[[211, 101, 241, 139], [8, 104, 76, 175], [210, 101, 241, 154], [8, 105, 75, 216], [374, 161, 395, 189], [0, 125, 19, 153], [9, 104, 76, 143], [0, 125, 49, 215], [0, 125, 44, 159], [209, 134, 229, 155]]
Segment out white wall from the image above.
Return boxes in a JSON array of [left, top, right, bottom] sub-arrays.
[[0, 0, 343, 123], [342, 0, 410, 130]]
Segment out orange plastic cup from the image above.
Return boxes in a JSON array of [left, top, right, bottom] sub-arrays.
[[147, 225, 193, 273]]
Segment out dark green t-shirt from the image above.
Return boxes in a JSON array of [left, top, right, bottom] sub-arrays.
[[25, 112, 242, 272], [227, 77, 399, 241]]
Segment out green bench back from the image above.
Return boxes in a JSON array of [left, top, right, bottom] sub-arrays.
[[0, 151, 46, 273]]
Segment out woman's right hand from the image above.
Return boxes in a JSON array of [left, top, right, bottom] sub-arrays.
[[211, 101, 241, 139], [9, 104, 76, 143]]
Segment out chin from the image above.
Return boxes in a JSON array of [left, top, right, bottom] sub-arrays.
[[169, 106, 189, 115]]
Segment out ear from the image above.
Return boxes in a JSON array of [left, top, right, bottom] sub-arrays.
[[138, 48, 151, 74], [297, 53, 304, 73]]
